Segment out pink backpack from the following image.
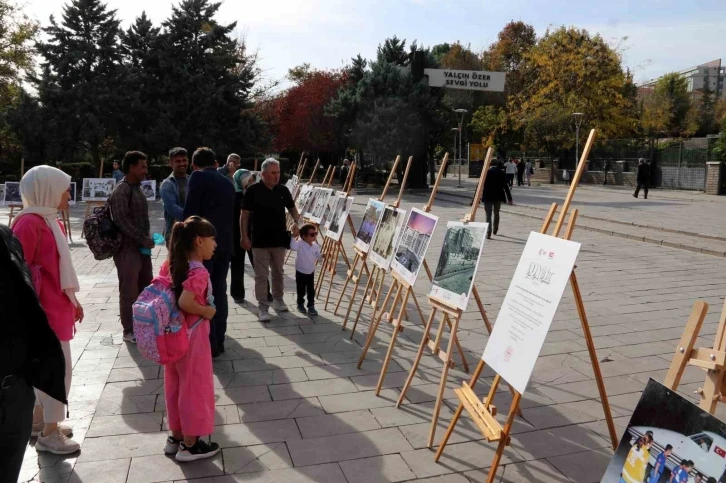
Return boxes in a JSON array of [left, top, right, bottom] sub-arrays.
[[132, 262, 206, 364]]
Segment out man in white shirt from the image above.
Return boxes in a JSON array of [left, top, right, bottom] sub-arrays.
[[504, 158, 516, 188]]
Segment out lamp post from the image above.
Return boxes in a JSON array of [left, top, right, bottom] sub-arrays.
[[450, 128, 458, 179], [572, 112, 584, 164], [454, 108, 467, 188]]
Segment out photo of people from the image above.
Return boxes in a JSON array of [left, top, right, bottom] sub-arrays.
[[327, 197, 354, 242], [369, 206, 407, 271], [295, 185, 314, 213], [321, 192, 343, 228], [141, 180, 156, 201], [308, 187, 332, 224], [68, 182, 77, 205], [81, 178, 116, 201], [430, 221, 488, 310], [354, 198, 386, 253], [601, 378, 726, 483], [301, 187, 321, 218], [3, 181, 21, 204], [391, 208, 438, 286]]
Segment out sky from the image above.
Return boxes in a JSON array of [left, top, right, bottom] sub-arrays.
[[408, 210, 436, 234], [21, 0, 726, 88]]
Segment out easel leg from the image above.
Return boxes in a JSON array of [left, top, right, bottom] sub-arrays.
[[471, 286, 492, 333], [484, 393, 521, 483], [397, 308, 438, 408], [428, 313, 461, 448], [350, 266, 383, 340], [349, 268, 375, 336], [334, 253, 359, 316], [338, 232, 351, 269], [357, 280, 399, 368], [375, 288, 409, 395], [324, 242, 340, 311]]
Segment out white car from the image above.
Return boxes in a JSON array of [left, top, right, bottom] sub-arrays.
[[629, 426, 726, 482]]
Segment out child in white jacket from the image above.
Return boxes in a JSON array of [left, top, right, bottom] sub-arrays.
[[289, 224, 322, 315]]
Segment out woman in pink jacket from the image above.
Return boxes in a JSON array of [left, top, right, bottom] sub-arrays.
[[11, 166, 84, 455]]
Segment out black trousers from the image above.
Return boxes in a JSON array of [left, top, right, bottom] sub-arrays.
[[0, 376, 34, 482], [484, 201, 501, 236], [634, 181, 649, 198], [506, 173, 514, 187], [517, 171, 524, 186], [296, 271, 315, 307], [204, 251, 230, 352]]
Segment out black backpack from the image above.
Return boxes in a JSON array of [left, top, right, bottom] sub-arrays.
[[83, 202, 122, 260]]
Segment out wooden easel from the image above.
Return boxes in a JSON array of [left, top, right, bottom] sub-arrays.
[[434, 130, 618, 483], [8, 203, 23, 225], [663, 299, 724, 414], [59, 208, 72, 242], [334, 154, 405, 329], [296, 155, 307, 179], [308, 158, 321, 184]]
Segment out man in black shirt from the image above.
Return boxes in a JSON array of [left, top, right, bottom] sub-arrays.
[[241, 158, 301, 321], [633, 158, 650, 199], [481, 161, 513, 239]]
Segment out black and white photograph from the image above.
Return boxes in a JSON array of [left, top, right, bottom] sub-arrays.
[[3, 181, 21, 204], [326, 196, 354, 242], [68, 182, 76, 205], [82, 178, 116, 201], [321, 191, 343, 229], [302, 186, 321, 217], [430, 221, 488, 310], [141, 180, 157, 201], [308, 187, 332, 224], [295, 185, 314, 213], [354, 198, 386, 253], [390, 207, 438, 286], [601, 378, 726, 483], [369, 206, 407, 271], [285, 174, 299, 198]]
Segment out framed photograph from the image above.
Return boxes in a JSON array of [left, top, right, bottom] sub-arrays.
[[81, 178, 116, 202], [369, 206, 407, 271], [326, 196, 354, 242], [321, 191, 343, 229], [601, 378, 725, 483], [68, 182, 77, 205], [429, 221, 488, 310], [390, 208, 438, 286], [354, 198, 386, 253], [3, 181, 22, 204], [302, 187, 321, 218], [285, 174, 299, 198], [307, 188, 332, 224], [295, 185, 314, 213], [141, 180, 157, 201]]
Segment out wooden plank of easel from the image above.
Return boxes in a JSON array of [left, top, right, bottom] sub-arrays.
[[307, 158, 320, 184], [423, 152, 448, 213], [664, 300, 709, 390], [378, 155, 401, 202], [296, 153, 306, 177], [392, 156, 413, 209], [463, 147, 493, 223], [455, 383, 503, 442], [553, 129, 596, 237]]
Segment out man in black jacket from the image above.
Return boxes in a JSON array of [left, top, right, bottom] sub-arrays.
[[633, 158, 650, 199], [183, 147, 236, 357], [481, 161, 513, 239], [0, 225, 66, 481]]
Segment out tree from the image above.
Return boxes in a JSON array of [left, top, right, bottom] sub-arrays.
[[376, 36, 409, 66], [469, 105, 520, 158], [483, 21, 536, 98], [287, 62, 313, 83], [641, 72, 693, 137]]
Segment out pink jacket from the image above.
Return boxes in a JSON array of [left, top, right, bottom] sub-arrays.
[[12, 214, 76, 341]]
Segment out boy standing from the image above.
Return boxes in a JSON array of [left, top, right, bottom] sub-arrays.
[[290, 224, 321, 316]]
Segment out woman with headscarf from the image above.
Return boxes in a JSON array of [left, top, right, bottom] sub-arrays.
[[11, 165, 83, 454]]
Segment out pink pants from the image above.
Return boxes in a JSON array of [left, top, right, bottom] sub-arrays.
[[164, 321, 215, 437]]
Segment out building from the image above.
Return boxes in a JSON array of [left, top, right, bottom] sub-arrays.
[[447, 227, 473, 257], [638, 59, 725, 99], [400, 226, 432, 259]]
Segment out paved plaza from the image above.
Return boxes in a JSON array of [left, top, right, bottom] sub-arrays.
[[5, 180, 726, 483]]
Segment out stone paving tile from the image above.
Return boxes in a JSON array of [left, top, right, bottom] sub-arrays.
[[222, 443, 292, 474], [339, 454, 416, 483], [127, 454, 224, 483], [295, 409, 381, 438]]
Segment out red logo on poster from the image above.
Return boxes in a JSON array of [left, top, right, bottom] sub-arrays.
[[504, 346, 513, 362], [715, 446, 726, 458]]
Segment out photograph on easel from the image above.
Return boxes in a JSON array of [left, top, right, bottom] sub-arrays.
[[285, 174, 299, 197], [295, 185, 314, 213], [81, 178, 116, 201], [390, 207, 438, 286], [601, 378, 725, 483], [301, 187, 321, 218], [321, 191, 342, 226], [326, 196, 354, 242], [4, 181, 21, 204], [308, 187, 333, 224], [369, 206, 407, 271], [141, 180, 156, 201], [430, 221, 488, 310], [68, 182, 76, 205], [354, 198, 386, 253]]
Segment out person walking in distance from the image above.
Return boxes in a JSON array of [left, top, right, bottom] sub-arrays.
[[160, 147, 189, 243], [525, 159, 533, 186], [183, 147, 235, 358], [217, 153, 240, 182], [241, 158, 302, 322], [109, 151, 154, 343], [112, 160, 124, 184], [504, 158, 516, 188], [11, 166, 84, 454], [516, 158, 525, 186], [339, 159, 350, 186], [290, 224, 322, 316], [633, 158, 650, 199], [481, 161, 513, 239]]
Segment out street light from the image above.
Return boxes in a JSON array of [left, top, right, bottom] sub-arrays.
[[450, 128, 459, 179], [572, 112, 584, 165], [454, 108, 467, 188]]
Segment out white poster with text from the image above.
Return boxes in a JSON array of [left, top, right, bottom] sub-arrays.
[[482, 231, 581, 394]]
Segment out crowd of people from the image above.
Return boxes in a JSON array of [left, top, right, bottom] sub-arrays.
[[620, 433, 713, 483]]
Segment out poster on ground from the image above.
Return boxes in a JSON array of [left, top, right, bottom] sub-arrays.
[[390, 208, 438, 286], [430, 221, 488, 310], [3, 182, 21, 204], [601, 378, 726, 483], [141, 180, 156, 201], [326, 196, 354, 242], [82, 178, 116, 202], [482, 231, 580, 394], [308, 188, 333, 225], [369, 206, 407, 271], [354, 198, 386, 253]]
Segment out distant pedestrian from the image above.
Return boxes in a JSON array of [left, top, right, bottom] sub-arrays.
[[516, 159, 525, 186], [339, 159, 350, 186], [525, 159, 533, 186], [108, 151, 154, 343], [504, 158, 516, 187], [160, 216, 220, 462], [183, 147, 235, 358], [481, 161, 513, 239], [633, 158, 650, 199], [443, 158, 449, 178], [563, 168, 571, 186], [290, 224, 322, 316], [160, 147, 190, 242], [112, 160, 124, 184], [217, 153, 240, 182]]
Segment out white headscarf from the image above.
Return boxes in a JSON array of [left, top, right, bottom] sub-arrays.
[[11, 165, 80, 306]]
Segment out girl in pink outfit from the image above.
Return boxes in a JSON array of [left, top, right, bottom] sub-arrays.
[[11, 165, 84, 455], [159, 216, 219, 462]]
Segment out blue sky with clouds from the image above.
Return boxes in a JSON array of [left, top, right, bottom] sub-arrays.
[[24, 0, 726, 87]]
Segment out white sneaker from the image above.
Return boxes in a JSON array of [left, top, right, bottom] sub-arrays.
[[258, 306, 271, 322], [123, 333, 136, 343], [31, 421, 73, 438], [36, 429, 80, 455], [271, 299, 288, 312]]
